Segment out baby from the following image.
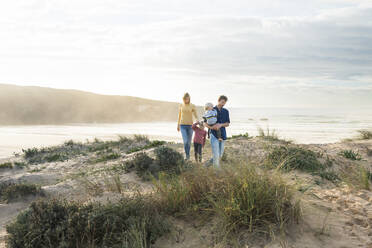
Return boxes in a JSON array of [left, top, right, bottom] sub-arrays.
[[203, 103, 222, 141]]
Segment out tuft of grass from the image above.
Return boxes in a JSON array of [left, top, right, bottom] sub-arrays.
[[6, 196, 169, 248], [360, 168, 371, 190], [0, 183, 43, 203], [0, 162, 13, 170], [257, 126, 279, 141], [228, 133, 252, 140], [154, 164, 301, 237], [265, 146, 325, 172], [90, 152, 121, 164], [13, 162, 28, 169], [358, 130, 372, 140], [315, 170, 339, 183], [339, 150, 362, 161]]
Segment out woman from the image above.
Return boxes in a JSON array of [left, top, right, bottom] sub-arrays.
[[177, 93, 198, 160]]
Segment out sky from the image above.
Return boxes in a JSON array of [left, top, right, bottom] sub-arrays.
[[0, 0, 371, 108]]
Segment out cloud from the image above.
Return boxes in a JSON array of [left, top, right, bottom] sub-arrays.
[[0, 0, 371, 107]]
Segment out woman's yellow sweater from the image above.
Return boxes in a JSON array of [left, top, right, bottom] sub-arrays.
[[177, 103, 198, 126]]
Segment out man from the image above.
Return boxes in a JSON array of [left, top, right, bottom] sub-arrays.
[[205, 95, 230, 168]]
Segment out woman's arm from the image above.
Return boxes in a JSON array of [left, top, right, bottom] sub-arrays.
[[177, 105, 182, 131]]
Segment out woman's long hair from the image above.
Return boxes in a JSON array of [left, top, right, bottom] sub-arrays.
[[183, 92, 190, 104]]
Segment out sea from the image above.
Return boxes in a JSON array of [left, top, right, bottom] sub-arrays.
[[0, 107, 371, 159]]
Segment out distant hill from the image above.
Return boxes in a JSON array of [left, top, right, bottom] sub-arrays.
[[0, 84, 183, 125]]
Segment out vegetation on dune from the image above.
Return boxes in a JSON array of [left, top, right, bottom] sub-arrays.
[[358, 129, 372, 140], [0, 162, 13, 170], [265, 145, 325, 172], [257, 127, 292, 144], [6, 197, 169, 248], [22, 136, 165, 164], [125, 146, 185, 180], [154, 164, 301, 241], [228, 132, 252, 140], [0, 183, 43, 203], [339, 150, 362, 161], [257, 126, 279, 141]]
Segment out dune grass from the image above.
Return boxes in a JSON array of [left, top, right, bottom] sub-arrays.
[[22, 136, 165, 164], [339, 150, 362, 161], [7, 159, 301, 247], [154, 164, 301, 240], [358, 130, 372, 140], [6, 196, 169, 248], [0, 162, 13, 170], [0, 183, 43, 203], [265, 145, 325, 172]]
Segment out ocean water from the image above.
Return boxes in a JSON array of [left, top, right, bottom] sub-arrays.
[[0, 107, 371, 158]]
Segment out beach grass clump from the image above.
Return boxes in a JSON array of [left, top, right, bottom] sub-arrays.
[[358, 130, 372, 140], [0, 183, 43, 203], [154, 164, 300, 236], [266, 145, 325, 173], [89, 152, 121, 164], [6, 196, 169, 248], [339, 150, 362, 161], [0, 162, 13, 170], [257, 127, 279, 141], [125, 146, 185, 180]]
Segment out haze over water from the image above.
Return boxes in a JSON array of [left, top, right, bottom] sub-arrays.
[[1, 107, 371, 159]]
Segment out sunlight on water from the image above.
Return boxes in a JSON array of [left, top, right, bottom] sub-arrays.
[[0, 107, 371, 158]]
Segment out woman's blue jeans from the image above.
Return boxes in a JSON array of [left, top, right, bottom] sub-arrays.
[[180, 125, 193, 159]]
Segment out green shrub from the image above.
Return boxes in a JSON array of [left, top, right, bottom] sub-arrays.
[[154, 164, 300, 236], [154, 146, 184, 173], [13, 162, 27, 169], [229, 133, 251, 139], [358, 130, 372, 140], [0, 162, 13, 170], [266, 146, 325, 172], [339, 150, 362, 161], [125, 147, 185, 180], [0, 183, 43, 203], [6, 196, 169, 248], [125, 152, 155, 178]]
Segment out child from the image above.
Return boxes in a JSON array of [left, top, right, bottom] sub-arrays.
[[203, 103, 222, 141], [192, 121, 207, 162]]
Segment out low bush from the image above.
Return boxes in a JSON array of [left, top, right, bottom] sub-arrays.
[[228, 133, 251, 139], [0, 162, 13, 170], [266, 146, 325, 172], [6, 196, 169, 248], [154, 164, 301, 237], [0, 183, 43, 203], [125, 146, 185, 180], [339, 150, 362, 161]]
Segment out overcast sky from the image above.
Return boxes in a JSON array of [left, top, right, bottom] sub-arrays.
[[1, 0, 371, 108]]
